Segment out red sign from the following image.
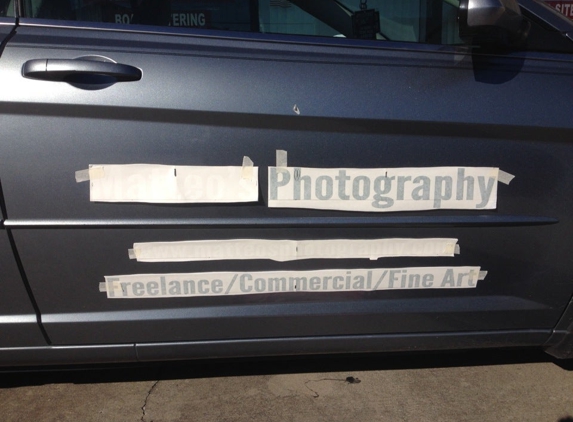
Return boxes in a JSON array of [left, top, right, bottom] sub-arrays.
[[545, 0, 573, 19]]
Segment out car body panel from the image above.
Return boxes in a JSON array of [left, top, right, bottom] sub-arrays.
[[8, 224, 569, 345], [0, 21, 47, 349], [0, 231, 47, 347], [0, 1, 572, 363], [0, 329, 550, 366]]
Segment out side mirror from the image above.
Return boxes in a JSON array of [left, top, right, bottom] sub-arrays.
[[458, 0, 531, 48]]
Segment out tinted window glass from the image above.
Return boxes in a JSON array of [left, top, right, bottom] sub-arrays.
[[336, 0, 461, 43], [23, 0, 463, 44], [1, 0, 14, 17], [25, 0, 253, 29]]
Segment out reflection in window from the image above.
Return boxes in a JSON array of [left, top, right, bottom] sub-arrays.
[[335, 0, 461, 43], [0, 0, 13, 17], [259, 1, 338, 37], [24, 0, 461, 45], [27, 0, 253, 29]]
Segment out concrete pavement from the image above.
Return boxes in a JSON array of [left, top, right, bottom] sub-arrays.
[[0, 349, 572, 422]]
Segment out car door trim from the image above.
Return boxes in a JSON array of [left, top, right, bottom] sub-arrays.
[[2, 215, 559, 229]]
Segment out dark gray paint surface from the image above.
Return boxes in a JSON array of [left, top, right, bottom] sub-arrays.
[[0, 231, 46, 347], [0, 23, 10, 221], [11, 224, 568, 344], [0, 9, 572, 359], [0, 22, 46, 348], [1, 26, 573, 221]]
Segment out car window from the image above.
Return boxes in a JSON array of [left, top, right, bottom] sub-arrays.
[[22, 0, 463, 44], [334, 0, 461, 43], [1, 0, 15, 17]]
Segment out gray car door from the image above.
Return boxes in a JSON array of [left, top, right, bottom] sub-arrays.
[[1, 0, 572, 357], [0, 13, 48, 348]]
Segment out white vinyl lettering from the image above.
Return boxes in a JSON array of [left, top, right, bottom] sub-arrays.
[[102, 267, 485, 298], [269, 167, 510, 212], [87, 164, 258, 203]]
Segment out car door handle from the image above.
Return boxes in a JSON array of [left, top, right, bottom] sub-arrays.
[[22, 59, 142, 82]]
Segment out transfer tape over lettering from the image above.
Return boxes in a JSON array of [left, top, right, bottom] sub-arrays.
[[129, 238, 459, 262], [100, 266, 486, 298], [268, 166, 513, 212], [78, 163, 258, 203]]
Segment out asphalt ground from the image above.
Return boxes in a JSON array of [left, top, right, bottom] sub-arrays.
[[0, 348, 572, 422]]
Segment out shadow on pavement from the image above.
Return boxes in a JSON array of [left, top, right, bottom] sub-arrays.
[[1, 347, 571, 388]]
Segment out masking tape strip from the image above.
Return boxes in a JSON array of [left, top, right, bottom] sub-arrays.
[[498, 170, 515, 185], [75, 169, 90, 183], [98, 282, 106, 292], [478, 270, 488, 280], [454, 244, 461, 255], [75, 166, 105, 183], [129, 238, 459, 263], [101, 266, 484, 298], [242, 156, 254, 180], [276, 150, 287, 168]]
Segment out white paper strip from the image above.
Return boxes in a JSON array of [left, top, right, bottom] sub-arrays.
[[268, 166, 507, 212], [129, 238, 459, 262], [101, 266, 485, 298], [87, 164, 258, 203]]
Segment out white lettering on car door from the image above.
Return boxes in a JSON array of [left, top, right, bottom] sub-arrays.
[[77, 163, 258, 203], [269, 166, 513, 212]]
